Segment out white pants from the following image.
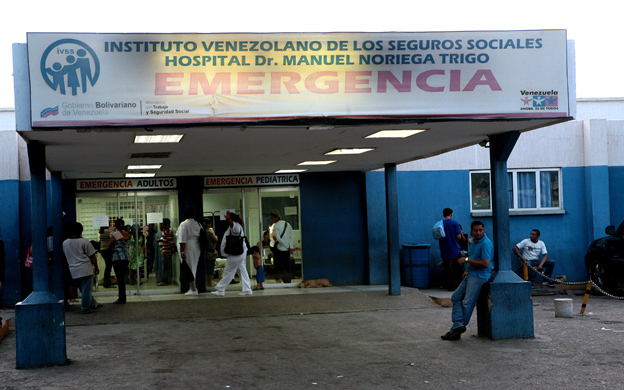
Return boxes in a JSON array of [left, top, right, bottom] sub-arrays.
[[215, 254, 252, 293]]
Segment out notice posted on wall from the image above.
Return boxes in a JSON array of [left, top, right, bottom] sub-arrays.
[[92, 215, 109, 228]]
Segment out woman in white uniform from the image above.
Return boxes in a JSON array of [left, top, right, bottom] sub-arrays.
[[177, 207, 201, 296], [211, 211, 252, 297]]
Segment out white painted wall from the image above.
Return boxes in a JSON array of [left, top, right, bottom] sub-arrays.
[[0, 109, 15, 131], [399, 99, 624, 171], [577, 99, 624, 121], [0, 131, 19, 181]]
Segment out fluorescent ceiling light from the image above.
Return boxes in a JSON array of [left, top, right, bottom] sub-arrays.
[[127, 165, 162, 170], [275, 169, 307, 173], [365, 129, 427, 138], [307, 125, 335, 131], [325, 148, 374, 155], [134, 134, 184, 143], [125, 173, 156, 178], [297, 160, 337, 166]]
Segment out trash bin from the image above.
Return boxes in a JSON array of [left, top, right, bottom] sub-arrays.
[[401, 244, 431, 288]]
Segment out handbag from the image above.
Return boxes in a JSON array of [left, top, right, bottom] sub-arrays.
[[179, 259, 195, 283], [432, 220, 446, 240], [197, 222, 209, 253], [224, 227, 245, 256]]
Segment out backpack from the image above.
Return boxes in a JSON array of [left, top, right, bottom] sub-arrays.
[[197, 222, 210, 253], [432, 220, 446, 240]]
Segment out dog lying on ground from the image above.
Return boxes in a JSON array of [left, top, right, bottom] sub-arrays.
[[298, 279, 333, 288]]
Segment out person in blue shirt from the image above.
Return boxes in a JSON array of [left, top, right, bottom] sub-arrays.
[[438, 208, 466, 291], [441, 220, 493, 341]]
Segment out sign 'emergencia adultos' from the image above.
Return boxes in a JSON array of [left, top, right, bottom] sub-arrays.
[[27, 30, 570, 127]]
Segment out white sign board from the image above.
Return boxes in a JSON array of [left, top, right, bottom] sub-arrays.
[[205, 174, 299, 188], [92, 215, 109, 228], [27, 30, 570, 127], [147, 212, 163, 224], [77, 178, 176, 191], [220, 209, 236, 219]]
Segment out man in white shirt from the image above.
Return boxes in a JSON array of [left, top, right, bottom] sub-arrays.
[[513, 229, 556, 287], [270, 210, 293, 283], [63, 222, 103, 313]]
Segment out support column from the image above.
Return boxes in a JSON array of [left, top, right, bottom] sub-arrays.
[[582, 120, 611, 242], [385, 164, 401, 296], [15, 141, 66, 368], [477, 132, 534, 340], [50, 172, 65, 301]]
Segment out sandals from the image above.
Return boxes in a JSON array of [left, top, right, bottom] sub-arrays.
[[113, 300, 126, 304], [93, 303, 104, 310]]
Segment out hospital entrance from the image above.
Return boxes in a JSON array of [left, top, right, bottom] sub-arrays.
[[203, 186, 303, 286], [75, 190, 180, 296]]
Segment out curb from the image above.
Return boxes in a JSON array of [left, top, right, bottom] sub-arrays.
[[0, 319, 8, 341]]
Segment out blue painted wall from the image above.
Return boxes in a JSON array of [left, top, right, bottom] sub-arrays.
[[0, 180, 22, 306], [19, 180, 33, 300], [4, 162, 618, 302], [609, 166, 624, 228], [300, 172, 368, 285], [584, 165, 611, 242], [365, 172, 388, 284], [366, 167, 594, 286]]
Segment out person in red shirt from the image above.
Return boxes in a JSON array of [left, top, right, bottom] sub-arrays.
[[159, 218, 175, 286]]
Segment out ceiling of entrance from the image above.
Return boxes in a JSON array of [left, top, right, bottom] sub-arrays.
[[18, 117, 570, 179]]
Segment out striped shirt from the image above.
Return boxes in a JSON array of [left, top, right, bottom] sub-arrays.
[[162, 228, 175, 254]]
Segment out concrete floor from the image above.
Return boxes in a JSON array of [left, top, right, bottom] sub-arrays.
[[2, 286, 622, 389]]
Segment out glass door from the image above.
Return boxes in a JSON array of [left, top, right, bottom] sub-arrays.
[[202, 189, 246, 283], [259, 187, 303, 281], [75, 190, 179, 296], [202, 186, 302, 286]]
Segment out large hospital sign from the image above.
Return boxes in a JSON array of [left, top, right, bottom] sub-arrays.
[[27, 31, 570, 127]]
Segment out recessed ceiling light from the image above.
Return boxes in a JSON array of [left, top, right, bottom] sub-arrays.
[[275, 169, 307, 173], [134, 135, 184, 143], [325, 148, 374, 155], [365, 129, 426, 138], [307, 125, 335, 131], [125, 173, 156, 178], [297, 161, 337, 166], [127, 165, 162, 170]]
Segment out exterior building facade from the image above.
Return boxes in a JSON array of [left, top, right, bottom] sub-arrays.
[[2, 99, 622, 306], [367, 98, 624, 286]]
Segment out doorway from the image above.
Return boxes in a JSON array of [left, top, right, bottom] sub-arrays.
[[202, 186, 302, 285], [75, 190, 179, 295]]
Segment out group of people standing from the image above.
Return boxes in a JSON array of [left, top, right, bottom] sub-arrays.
[[61, 207, 296, 311], [437, 207, 555, 341], [179, 207, 295, 297]]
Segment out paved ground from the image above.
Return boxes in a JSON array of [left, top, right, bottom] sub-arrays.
[[1, 286, 623, 389]]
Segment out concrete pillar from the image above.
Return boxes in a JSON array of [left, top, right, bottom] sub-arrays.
[[477, 132, 534, 340], [385, 163, 401, 296], [582, 120, 610, 242], [0, 132, 22, 307], [176, 176, 205, 292], [15, 141, 66, 368], [50, 172, 65, 301]]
